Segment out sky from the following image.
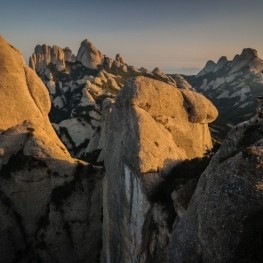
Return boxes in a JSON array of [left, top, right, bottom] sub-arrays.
[[1, 0, 263, 75]]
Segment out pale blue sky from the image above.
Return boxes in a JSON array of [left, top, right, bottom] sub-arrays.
[[1, 0, 263, 74]]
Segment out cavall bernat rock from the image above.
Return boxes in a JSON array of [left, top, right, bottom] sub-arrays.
[[102, 76, 217, 262]]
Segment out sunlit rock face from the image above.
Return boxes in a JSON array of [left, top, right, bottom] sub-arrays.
[[168, 122, 263, 263], [102, 76, 217, 263], [0, 36, 103, 263], [0, 36, 67, 153]]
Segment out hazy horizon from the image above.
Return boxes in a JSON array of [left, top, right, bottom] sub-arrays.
[[1, 0, 263, 75]]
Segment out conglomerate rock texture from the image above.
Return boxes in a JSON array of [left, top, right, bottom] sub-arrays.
[[168, 122, 263, 263], [102, 76, 218, 263]]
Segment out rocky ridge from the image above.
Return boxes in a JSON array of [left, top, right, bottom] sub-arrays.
[[29, 38, 191, 161], [185, 48, 263, 137]]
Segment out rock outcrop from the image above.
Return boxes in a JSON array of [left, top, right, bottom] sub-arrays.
[[0, 121, 103, 263], [76, 39, 104, 69], [115, 53, 125, 64], [102, 76, 217, 263], [0, 36, 103, 263], [196, 60, 217, 77], [186, 48, 263, 138], [169, 122, 263, 263], [29, 44, 76, 74]]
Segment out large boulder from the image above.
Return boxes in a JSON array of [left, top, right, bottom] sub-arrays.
[[168, 123, 263, 263], [102, 76, 218, 263]]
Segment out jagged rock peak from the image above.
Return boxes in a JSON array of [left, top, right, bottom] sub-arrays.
[[63, 46, 75, 62], [196, 60, 216, 77], [212, 56, 229, 73], [29, 44, 76, 73], [115, 53, 125, 64], [76, 38, 104, 69], [240, 48, 258, 59], [230, 48, 260, 74], [216, 56, 228, 64]]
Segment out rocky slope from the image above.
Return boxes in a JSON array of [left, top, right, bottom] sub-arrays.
[[168, 121, 263, 263], [102, 76, 218, 262], [185, 48, 263, 137], [0, 36, 103, 263], [29, 39, 191, 161]]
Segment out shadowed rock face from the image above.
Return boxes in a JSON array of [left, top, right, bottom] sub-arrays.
[[102, 76, 218, 263], [0, 36, 103, 263], [168, 123, 263, 263], [0, 122, 103, 263]]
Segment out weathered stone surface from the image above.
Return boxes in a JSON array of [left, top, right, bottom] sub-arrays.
[[102, 76, 217, 263], [196, 60, 217, 77], [171, 74, 193, 90], [0, 121, 103, 263], [29, 44, 69, 73], [168, 123, 263, 263], [0, 36, 67, 154], [63, 47, 76, 63], [76, 39, 104, 69], [0, 37, 103, 263]]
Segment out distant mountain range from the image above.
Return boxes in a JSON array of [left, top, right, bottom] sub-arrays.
[[184, 48, 263, 137]]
